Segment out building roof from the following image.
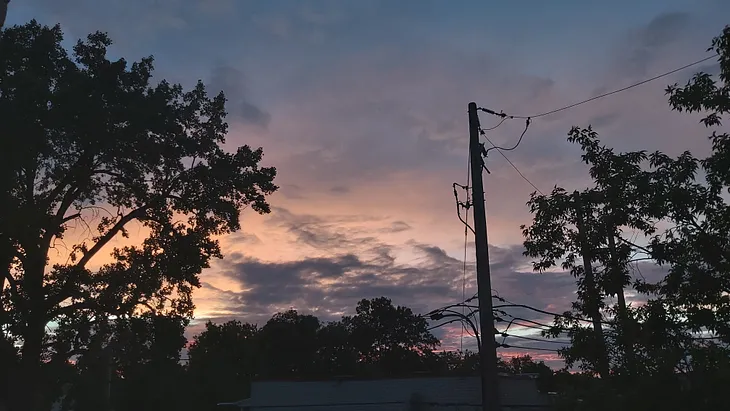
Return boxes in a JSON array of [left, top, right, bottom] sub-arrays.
[[223, 375, 549, 409]]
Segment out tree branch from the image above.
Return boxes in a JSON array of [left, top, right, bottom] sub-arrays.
[[2, 270, 21, 301], [40, 185, 81, 260], [617, 237, 653, 255], [75, 206, 147, 269], [42, 153, 94, 211], [60, 213, 81, 225], [51, 300, 96, 318]]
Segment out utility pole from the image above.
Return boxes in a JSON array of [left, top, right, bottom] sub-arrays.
[[468, 102, 501, 411], [573, 191, 609, 378]]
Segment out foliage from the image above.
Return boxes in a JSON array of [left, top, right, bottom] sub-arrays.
[[0, 20, 277, 411], [188, 320, 259, 411], [344, 297, 440, 374], [521, 25, 730, 410], [184, 298, 450, 409]]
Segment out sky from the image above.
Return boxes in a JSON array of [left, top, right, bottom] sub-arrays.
[[7, 0, 729, 368]]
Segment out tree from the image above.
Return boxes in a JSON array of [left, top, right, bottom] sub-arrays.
[[344, 297, 440, 375], [188, 320, 259, 411], [57, 315, 190, 411], [652, 24, 730, 346], [499, 354, 552, 375], [0, 21, 277, 411], [109, 314, 190, 411], [521, 25, 730, 410], [257, 310, 321, 378], [314, 320, 358, 376]]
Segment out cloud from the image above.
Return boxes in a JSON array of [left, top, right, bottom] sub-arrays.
[[618, 12, 693, 78], [329, 186, 350, 195], [207, 65, 271, 128], [17, 0, 721, 370], [196, 208, 593, 364], [21, 0, 190, 45], [379, 221, 411, 234]]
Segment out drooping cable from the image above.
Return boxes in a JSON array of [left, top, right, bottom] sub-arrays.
[[479, 53, 718, 120], [460, 155, 472, 351]]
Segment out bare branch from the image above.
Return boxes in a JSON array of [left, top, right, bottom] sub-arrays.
[[60, 213, 81, 225], [617, 236, 653, 255], [75, 206, 147, 269]]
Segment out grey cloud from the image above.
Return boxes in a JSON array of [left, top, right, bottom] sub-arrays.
[[621, 12, 693, 77], [207, 65, 271, 128], [379, 221, 411, 234], [329, 186, 350, 195], [587, 112, 622, 129], [642, 12, 692, 48], [694, 62, 722, 77], [215, 244, 457, 324], [22, 0, 191, 46], [275, 48, 560, 186], [226, 232, 262, 246], [279, 184, 306, 200], [201, 211, 671, 365], [201, 211, 587, 357], [270, 207, 390, 252]]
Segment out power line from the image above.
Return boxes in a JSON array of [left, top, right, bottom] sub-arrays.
[[498, 344, 561, 353], [478, 117, 544, 195], [474, 54, 719, 196], [479, 53, 718, 120], [481, 131, 544, 195], [493, 303, 597, 325], [452, 183, 475, 235], [460, 155, 472, 351], [502, 315, 560, 331], [481, 117, 508, 131], [482, 118, 531, 154], [500, 333, 568, 345], [504, 318, 554, 332]]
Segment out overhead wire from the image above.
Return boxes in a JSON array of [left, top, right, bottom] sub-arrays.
[[498, 344, 561, 353], [481, 117, 508, 131], [475, 53, 719, 195], [507, 318, 555, 332], [504, 315, 560, 331], [479, 53, 718, 120], [452, 183, 475, 235], [482, 118, 531, 155], [500, 332, 569, 345], [460, 155, 472, 351], [481, 132, 544, 195], [479, 116, 543, 195]]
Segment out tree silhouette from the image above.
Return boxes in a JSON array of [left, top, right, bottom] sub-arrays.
[[314, 320, 358, 376], [183, 299, 447, 409], [257, 310, 322, 378], [344, 297, 440, 375], [0, 21, 277, 411], [522, 25, 730, 411], [188, 320, 259, 411]]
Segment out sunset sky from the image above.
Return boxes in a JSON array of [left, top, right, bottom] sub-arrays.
[[9, 0, 728, 367]]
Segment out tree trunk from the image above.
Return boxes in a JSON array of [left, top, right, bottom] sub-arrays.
[[574, 192, 609, 378], [17, 247, 47, 411], [607, 230, 635, 375], [19, 320, 44, 411]]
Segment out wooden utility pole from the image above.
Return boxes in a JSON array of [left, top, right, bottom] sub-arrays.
[[573, 191, 609, 378], [468, 102, 501, 411]]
